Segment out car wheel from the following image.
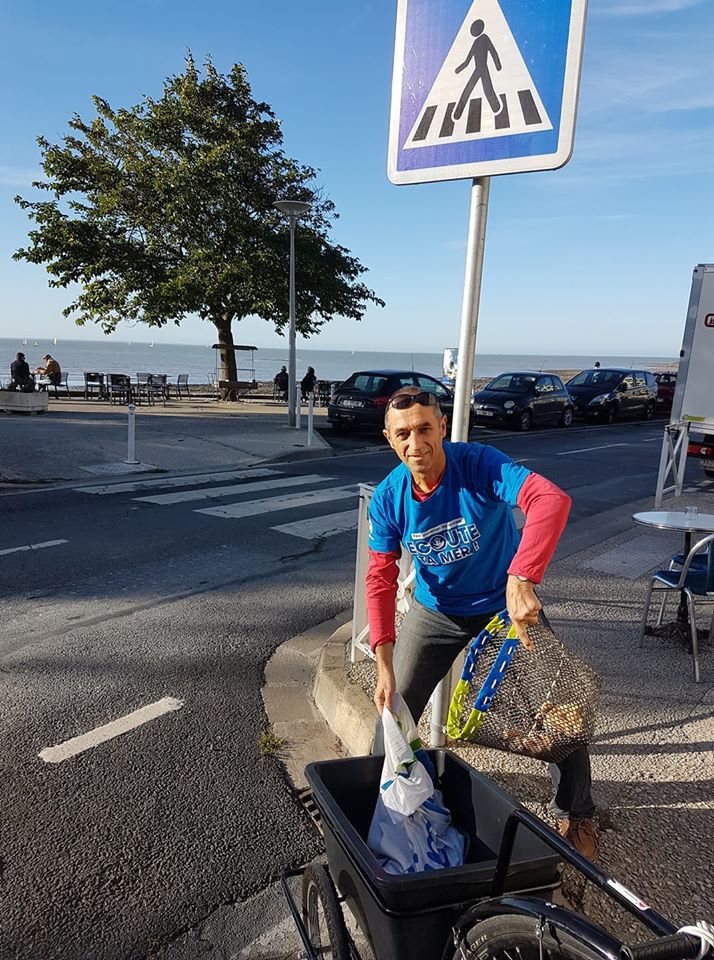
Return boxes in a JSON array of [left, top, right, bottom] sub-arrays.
[[604, 404, 617, 424], [517, 410, 532, 432], [559, 406, 573, 427], [641, 400, 655, 420]]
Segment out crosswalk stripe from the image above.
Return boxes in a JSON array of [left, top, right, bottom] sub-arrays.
[[135, 474, 336, 505], [271, 509, 359, 540], [410, 90, 548, 145], [195, 485, 358, 520], [74, 468, 280, 495]]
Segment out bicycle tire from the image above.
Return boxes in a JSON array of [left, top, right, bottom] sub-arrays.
[[301, 862, 350, 960], [449, 912, 612, 960]]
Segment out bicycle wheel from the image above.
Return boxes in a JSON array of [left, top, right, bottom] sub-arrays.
[[449, 912, 612, 960], [301, 862, 350, 960]]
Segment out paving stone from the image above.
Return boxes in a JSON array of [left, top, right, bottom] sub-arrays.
[[264, 646, 313, 687], [262, 686, 320, 724]]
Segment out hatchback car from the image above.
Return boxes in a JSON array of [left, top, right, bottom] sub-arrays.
[[327, 369, 465, 433], [471, 372, 573, 431], [654, 371, 677, 411], [566, 368, 656, 423]]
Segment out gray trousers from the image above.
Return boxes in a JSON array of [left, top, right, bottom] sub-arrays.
[[372, 599, 595, 820]]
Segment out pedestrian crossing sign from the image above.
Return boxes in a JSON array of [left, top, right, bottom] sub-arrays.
[[388, 0, 588, 184]]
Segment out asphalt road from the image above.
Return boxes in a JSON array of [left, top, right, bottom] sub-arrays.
[[0, 417, 706, 958]]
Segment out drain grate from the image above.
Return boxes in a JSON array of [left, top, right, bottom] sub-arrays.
[[295, 786, 323, 837]]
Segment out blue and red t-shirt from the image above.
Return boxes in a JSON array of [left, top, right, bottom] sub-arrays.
[[368, 441, 530, 617]]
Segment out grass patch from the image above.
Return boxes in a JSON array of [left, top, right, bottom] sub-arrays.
[[258, 727, 285, 758]]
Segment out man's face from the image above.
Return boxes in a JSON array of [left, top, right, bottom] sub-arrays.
[[384, 404, 447, 473]]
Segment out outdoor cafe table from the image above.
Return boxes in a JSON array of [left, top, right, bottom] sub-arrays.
[[633, 510, 714, 646]]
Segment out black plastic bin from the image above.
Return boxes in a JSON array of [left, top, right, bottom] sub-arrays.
[[306, 750, 561, 960]]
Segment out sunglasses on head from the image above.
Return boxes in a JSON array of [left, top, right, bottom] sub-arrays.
[[386, 390, 438, 411]]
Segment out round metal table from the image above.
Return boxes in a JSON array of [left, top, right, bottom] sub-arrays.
[[633, 509, 714, 650]]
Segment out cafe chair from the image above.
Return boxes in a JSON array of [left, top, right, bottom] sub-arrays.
[[42, 372, 70, 398], [135, 372, 151, 402], [176, 373, 190, 398], [638, 532, 714, 683], [83, 372, 105, 400], [146, 373, 168, 406], [108, 374, 132, 405], [669, 551, 708, 570], [315, 380, 331, 406]]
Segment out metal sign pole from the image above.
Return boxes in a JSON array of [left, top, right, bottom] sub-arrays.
[[450, 177, 491, 443], [288, 216, 297, 428], [430, 176, 491, 748]]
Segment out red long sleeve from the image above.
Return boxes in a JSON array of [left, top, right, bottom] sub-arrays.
[[366, 548, 401, 652], [508, 473, 571, 584]]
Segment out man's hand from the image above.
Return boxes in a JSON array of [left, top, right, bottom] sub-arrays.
[[374, 643, 396, 715], [506, 576, 541, 651]]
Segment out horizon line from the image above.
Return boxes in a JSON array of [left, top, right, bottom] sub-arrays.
[[0, 336, 678, 361]]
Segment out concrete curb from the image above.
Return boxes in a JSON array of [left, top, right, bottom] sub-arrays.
[[261, 609, 354, 789], [313, 630, 374, 757]]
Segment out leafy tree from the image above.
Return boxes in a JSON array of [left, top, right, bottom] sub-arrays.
[[14, 56, 384, 387]]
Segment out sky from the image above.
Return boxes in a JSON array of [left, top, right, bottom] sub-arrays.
[[1, 0, 713, 357]]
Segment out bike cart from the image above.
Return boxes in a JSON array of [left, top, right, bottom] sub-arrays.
[[283, 751, 709, 960]]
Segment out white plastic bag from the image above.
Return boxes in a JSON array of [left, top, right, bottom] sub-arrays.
[[367, 694, 465, 875]]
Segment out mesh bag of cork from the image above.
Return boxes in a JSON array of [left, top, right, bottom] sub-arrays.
[[446, 609, 601, 763]]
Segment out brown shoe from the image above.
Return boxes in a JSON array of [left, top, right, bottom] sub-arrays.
[[561, 818, 599, 861]]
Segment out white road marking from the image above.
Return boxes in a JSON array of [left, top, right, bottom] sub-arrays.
[[557, 443, 628, 456], [271, 509, 359, 539], [0, 539, 68, 557], [135, 474, 334, 505], [38, 696, 183, 764], [196, 485, 358, 520], [74, 468, 279, 495], [642, 437, 662, 442]]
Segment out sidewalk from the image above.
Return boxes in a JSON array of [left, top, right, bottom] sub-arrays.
[[0, 397, 332, 484], [253, 486, 714, 956]]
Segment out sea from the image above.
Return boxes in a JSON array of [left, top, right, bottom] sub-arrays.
[[1, 337, 678, 388]]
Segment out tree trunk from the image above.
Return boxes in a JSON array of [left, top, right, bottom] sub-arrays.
[[214, 314, 238, 401]]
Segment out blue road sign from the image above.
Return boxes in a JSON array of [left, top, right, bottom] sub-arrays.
[[388, 0, 588, 184]]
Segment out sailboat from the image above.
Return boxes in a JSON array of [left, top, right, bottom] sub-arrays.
[[52, 337, 57, 346], [22, 338, 27, 346]]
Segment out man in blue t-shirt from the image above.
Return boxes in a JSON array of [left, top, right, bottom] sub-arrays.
[[366, 386, 597, 859]]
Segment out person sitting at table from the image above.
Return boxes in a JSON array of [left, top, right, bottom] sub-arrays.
[[301, 366, 317, 400], [9, 352, 34, 392], [36, 354, 61, 386], [274, 365, 288, 401]]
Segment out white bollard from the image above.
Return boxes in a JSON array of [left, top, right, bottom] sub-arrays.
[[307, 393, 314, 446], [295, 383, 301, 430], [124, 403, 139, 464]]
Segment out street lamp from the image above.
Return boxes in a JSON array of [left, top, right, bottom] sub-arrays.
[[274, 198, 311, 427]]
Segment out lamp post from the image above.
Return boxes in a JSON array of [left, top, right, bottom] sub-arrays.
[[273, 199, 311, 427]]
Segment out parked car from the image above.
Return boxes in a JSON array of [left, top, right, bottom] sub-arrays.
[[471, 372, 573, 431], [566, 368, 656, 423], [688, 432, 714, 479], [654, 371, 677, 411], [327, 369, 470, 433]]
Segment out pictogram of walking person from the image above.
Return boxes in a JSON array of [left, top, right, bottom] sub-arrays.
[[454, 19, 502, 120]]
